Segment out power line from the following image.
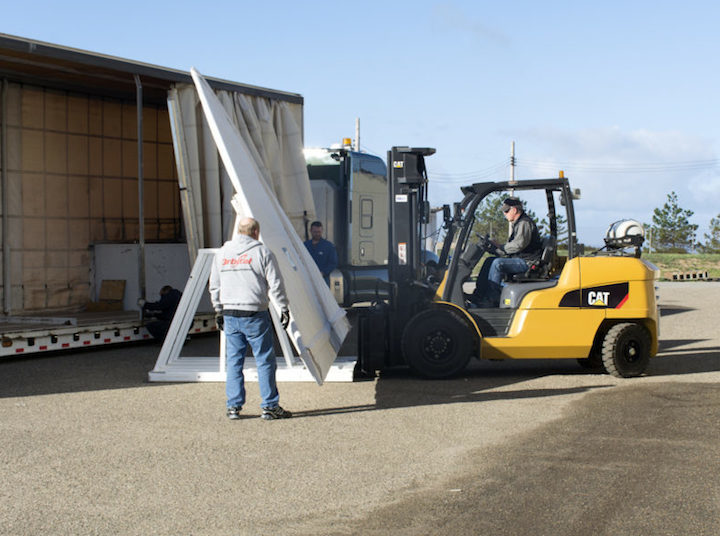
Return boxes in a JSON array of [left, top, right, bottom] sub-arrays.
[[517, 157, 719, 174]]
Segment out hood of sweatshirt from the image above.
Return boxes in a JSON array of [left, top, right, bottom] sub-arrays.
[[229, 234, 262, 256]]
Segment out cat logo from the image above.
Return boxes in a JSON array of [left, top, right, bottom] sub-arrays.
[[559, 282, 629, 309], [393, 160, 404, 168], [588, 291, 610, 306]]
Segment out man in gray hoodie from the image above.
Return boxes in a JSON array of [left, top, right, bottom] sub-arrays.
[[209, 217, 292, 421]]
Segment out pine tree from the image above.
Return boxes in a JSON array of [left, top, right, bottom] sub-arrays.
[[472, 193, 509, 242], [647, 191, 698, 253], [699, 215, 720, 253]]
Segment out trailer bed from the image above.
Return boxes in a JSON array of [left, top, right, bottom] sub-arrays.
[[1, 311, 216, 357]]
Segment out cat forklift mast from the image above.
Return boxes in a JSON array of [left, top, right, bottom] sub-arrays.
[[357, 147, 660, 379]]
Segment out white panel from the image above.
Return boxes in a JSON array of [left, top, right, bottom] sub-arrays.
[[191, 68, 350, 385]]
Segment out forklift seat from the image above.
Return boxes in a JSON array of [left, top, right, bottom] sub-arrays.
[[512, 235, 556, 282]]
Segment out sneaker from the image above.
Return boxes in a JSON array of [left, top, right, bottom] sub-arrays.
[[261, 406, 292, 420], [226, 406, 242, 420]]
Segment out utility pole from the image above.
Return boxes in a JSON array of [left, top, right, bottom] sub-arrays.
[[509, 140, 517, 196], [354, 117, 360, 152]]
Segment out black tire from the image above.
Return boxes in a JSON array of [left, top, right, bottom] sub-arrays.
[[401, 309, 474, 379], [601, 323, 651, 378]]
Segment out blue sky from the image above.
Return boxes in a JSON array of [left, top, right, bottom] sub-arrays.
[[4, 1, 719, 245]]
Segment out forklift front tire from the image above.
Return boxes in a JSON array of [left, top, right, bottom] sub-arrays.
[[402, 309, 473, 379], [601, 322, 651, 378]]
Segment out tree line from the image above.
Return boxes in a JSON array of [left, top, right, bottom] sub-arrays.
[[470, 190, 720, 254], [645, 191, 720, 253]]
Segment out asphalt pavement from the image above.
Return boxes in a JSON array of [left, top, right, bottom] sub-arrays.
[[1, 282, 719, 535]]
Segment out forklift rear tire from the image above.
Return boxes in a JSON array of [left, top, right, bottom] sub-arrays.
[[402, 309, 473, 379], [601, 323, 651, 378]]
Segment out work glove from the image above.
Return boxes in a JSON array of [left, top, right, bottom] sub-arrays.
[[215, 313, 224, 331], [280, 309, 290, 330]]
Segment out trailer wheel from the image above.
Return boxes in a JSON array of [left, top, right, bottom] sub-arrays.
[[601, 323, 651, 378], [402, 309, 473, 379]]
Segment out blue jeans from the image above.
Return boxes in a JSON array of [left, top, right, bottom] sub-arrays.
[[224, 311, 279, 409], [474, 256, 529, 304]]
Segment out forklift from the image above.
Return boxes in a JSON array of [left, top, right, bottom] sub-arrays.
[[357, 147, 660, 379]]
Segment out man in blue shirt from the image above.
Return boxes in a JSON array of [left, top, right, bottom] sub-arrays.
[[304, 221, 338, 285]]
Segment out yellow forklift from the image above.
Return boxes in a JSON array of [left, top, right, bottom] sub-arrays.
[[357, 147, 659, 379]]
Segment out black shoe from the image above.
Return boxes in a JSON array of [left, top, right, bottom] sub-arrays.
[[261, 406, 292, 420], [226, 406, 242, 420]]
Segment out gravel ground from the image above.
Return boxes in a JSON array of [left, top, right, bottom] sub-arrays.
[[1, 282, 718, 535]]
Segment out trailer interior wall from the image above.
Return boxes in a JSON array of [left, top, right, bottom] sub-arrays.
[[0, 81, 181, 313]]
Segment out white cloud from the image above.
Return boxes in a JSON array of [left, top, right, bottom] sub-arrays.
[[504, 126, 719, 244], [431, 2, 511, 47]]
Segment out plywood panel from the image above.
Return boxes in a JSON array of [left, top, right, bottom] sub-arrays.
[[46, 218, 69, 249], [103, 138, 122, 176], [104, 220, 123, 241], [88, 137, 102, 175], [68, 250, 90, 268], [70, 284, 90, 305], [22, 173, 45, 216], [122, 102, 137, 140], [45, 90, 67, 131], [21, 87, 44, 129], [89, 177, 103, 218], [143, 180, 158, 217], [23, 286, 46, 310], [143, 106, 157, 142], [90, 219, 104, 242], [10, 251, 22, 282], [124, 221, 139, 240], [22, 252, 44, 285], [8, 217, 23, 249], [157, 109, 172, 143], [68, 266, 89, 285], [6, 126, 21, 170], [157, 181, 176, 219], [142, 142, 157, 179], [68, 176, 89, 217], [122, 140, 137, 178], [22, 217, 45, 249], [102, 100, 122, 138], [46, 175, 68, 218], [46, 267, 68, 284], [144, 221, 159, 240], [68, 134, 89, 175], [8, 173, 23, 216], [46, 250, 68, 268], [122, 178, 138, 218], [5, 83, 21, 127], [88, 99, 103, 136], [21, 129, 44, 172], [47, 286, 71, 309], [45, 132, 67, 174], [103, 179, 122, 218], [157, 143, 174, 179], [68, 95, 89, 134]]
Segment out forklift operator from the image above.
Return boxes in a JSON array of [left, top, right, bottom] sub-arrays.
[[472, 197, 543, 307]]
